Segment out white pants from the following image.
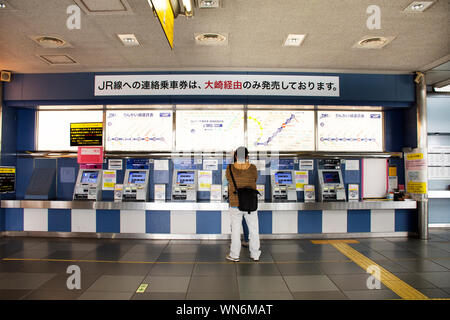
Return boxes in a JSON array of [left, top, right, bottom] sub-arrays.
[[229, 207, 261, 260]]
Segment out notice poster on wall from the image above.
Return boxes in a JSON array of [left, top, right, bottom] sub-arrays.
[[102, 170, 116, 190], [294, 171, 309, 190], [317, 111, 383, 151], [0, 167, 15, 193], [176, 110, 244, 151], [70, 122, 103, 146], [105, 110, 173, 151], [405, 150, 427, 195], [247, 110, 315, 151], [198, 170, 213, 191]]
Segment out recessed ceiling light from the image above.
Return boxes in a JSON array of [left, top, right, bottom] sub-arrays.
[[353, 36, 395, 49], [283, 34, 306, 47], [194, 33, 228, 46], [403, 1, 434, 12], [117, 34, 140, 46], [199, 0, 220, 8]]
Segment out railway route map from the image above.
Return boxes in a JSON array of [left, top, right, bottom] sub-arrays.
[[105, 110, 173, 151], [176, 110, 244, 151], [247, 110, 315, 151], [317, 111, 383, 151]]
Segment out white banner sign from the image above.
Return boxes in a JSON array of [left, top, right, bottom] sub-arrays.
[[95, 74, 339, 97]]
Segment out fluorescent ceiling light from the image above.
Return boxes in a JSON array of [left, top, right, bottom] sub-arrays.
[[403, 1, 434, 12], [284, 34, 306, 47], [199, 0, 220, 8], [117, 34, 140, 46]]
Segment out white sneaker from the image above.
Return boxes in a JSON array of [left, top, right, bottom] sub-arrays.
[[250, 256, 260, 262], [226, 254, 239, 262]]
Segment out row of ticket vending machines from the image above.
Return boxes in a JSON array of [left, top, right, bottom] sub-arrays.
[[72, 160, 349, 203]]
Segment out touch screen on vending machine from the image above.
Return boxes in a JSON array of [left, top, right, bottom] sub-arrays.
[[128, 171, 147, 184], [322, 171, 341, 184], [177, 171, 195, 184], [275, 171, 292, 184], [81, 171, 98, 184]]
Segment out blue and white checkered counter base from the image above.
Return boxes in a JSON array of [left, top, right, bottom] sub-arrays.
[[1, 208, 417, 235]]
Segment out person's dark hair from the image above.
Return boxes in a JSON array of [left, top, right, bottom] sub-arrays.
[[234, 146, 249, 163]]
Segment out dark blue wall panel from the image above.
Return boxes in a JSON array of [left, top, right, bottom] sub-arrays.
[[196, 211, 221, 234], [48, 209, 71, 232], [57, 157, 79, 200], [16, 108, 35, 151], [146, 210, 170, 233], [298, 210, 322, 234], [1, 105, 17, 167], [96, 209, 120, 233], [0, 209, 4, 231], [4, 208, 23, 231], [347, 210, 371, 233], [395, 209, 418, 232], [16, 157, 34, 199], [257, 211, 272, 234]]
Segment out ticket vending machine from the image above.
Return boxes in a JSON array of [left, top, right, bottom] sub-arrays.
[[73, 169, 102, 201], [270, 170, 297, 202], [318, 169, 346, 202], [172, 170, 197, 201], [122, 170, 149, 202]]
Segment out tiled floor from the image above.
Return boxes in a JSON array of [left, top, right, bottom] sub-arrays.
[[0, 229, 449, 300]]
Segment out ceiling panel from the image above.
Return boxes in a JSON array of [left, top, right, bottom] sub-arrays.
[[0, 0, 447, 78]]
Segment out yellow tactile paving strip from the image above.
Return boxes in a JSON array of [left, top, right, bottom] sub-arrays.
[[2, 257, 351, 264], [311, 239, 433, 300]]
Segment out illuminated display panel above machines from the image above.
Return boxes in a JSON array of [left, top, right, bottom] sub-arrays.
[[175, 109, 244, 151], [317, 110, 383, 152], [247, 109, 315, 151], [37, 110, 103, 151], [105, 109, 173, 151]]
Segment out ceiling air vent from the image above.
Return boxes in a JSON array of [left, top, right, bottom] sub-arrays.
[[194, 33, 228, 46], [353, 36, 395, 49], [39, 55, 78, 65], [73, 0, 133, 15]]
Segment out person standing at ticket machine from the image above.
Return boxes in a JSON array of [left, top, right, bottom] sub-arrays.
[[225, 147, 261, 262]]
